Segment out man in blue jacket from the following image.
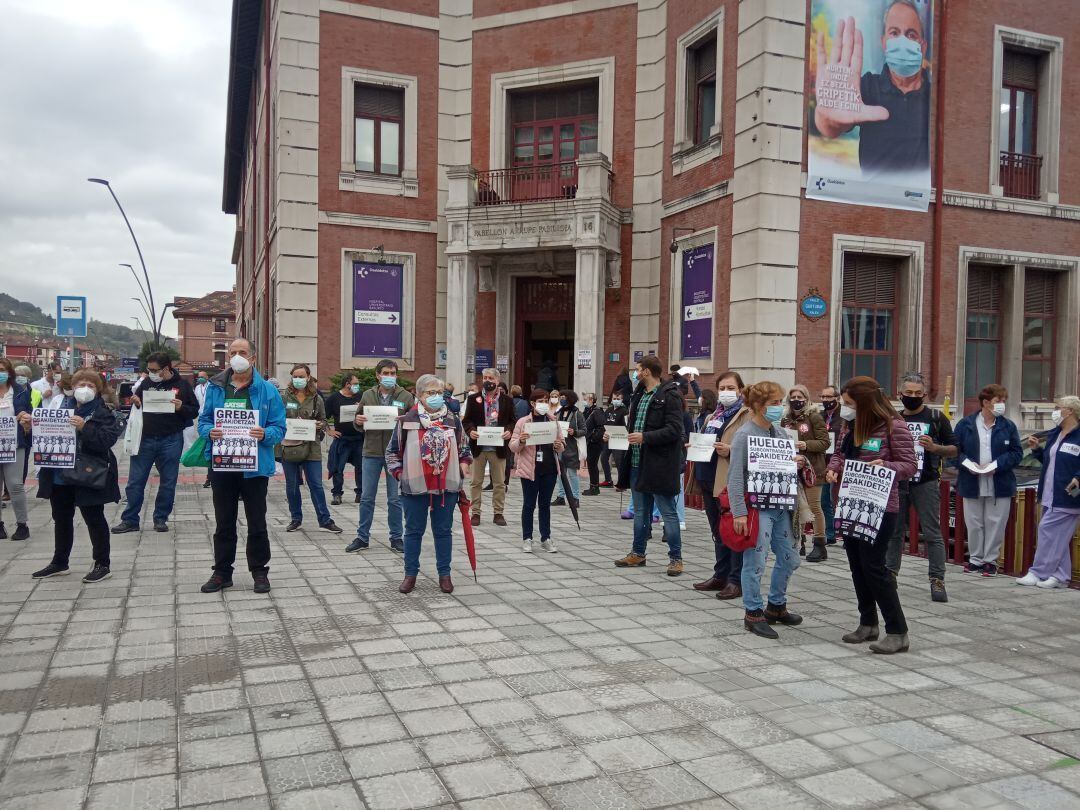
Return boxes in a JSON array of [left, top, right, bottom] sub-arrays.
[[197, 338, 287, 594]]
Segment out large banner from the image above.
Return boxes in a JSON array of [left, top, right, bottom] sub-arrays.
[[352, 262, 403, 358], [835, 459, 897, 541], [746, 435, 798, 511], [807, 0, 934, 211], [681, 244, 714, 360], [211, 408, 259, 472]]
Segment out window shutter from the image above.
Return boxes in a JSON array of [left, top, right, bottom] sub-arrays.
[[842, 254, 898, 305], [692, 35, 717, 83], [1003, 49, 1040, 90], [354, 83, 404, 119], [967, 265, 1003, 311], [1024, 269, 1056, 314]]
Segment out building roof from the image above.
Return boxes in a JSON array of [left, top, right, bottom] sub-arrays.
[[172, 291, 237, 318], [222, 0, 263, 215]]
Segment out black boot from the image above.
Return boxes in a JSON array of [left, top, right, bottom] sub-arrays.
[[805, 537, 827, 562], [744, 609, 779, 639], [764, 602, 803, 626], [799, 538, 806, 557]]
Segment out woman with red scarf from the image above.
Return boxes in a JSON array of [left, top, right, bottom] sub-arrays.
[[386, 374, 473, 594]]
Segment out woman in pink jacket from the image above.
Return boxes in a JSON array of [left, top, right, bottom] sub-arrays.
[[509, 388, 565, 554], [826, 376, 918, 655]]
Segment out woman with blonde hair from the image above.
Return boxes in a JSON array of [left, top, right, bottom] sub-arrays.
[[826, 376, 918, 654], [727, 380, 807, 639], [1019, 395, 1080, 589], [278, 364, 342, 534]]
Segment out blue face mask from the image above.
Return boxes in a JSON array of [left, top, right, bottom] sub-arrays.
[[350, 383, 360, 394], [630, 371, 639, 386], [884, 36, 923, 78], [15, 375, 27, 386], [0, 372, 8, 384], [765, 405, 784, 424], [292, 377, 307, 391], [559, 397, 567, 407], [380, 376, 397, 389], [425, 394, 445, 411]]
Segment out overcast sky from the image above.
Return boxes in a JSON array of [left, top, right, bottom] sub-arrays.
[[0, 0, 235, 338]]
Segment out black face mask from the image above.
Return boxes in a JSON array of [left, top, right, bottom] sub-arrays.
[[789, 400, 806, 411], [482, 382, 496, 392], [901, 395, 924, 412], [821, 400, 837, 411]]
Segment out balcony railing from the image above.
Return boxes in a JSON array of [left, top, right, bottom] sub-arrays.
[[476, 162, 579, 205], [1000, 151, 1042, 200]]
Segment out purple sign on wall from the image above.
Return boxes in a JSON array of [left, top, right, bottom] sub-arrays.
[[352, 262, 403, 358], [681, 244, 714, 359]]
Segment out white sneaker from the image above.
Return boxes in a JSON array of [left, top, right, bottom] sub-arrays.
[[522, 541, 533, 553], [1036, 576, 1066, 589], [1016, 571, 1040, 586], [541, 539, 558, 553]]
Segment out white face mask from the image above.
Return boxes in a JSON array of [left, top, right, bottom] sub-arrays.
[[839, 404, 857, 421], [534, 402, 550, 416], [1050, 409, 1063, 426], [52, 373, 62, 382], [73, 386, 96, 404], [63, 389, 74, 397], [992, 402, 1006, 417], [717, 391, 738, 408], [147, 372, 162, 383], [229, 354, 251, 374]]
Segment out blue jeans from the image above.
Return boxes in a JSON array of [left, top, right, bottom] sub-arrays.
[[741, 507, 801, 611], [625, 494, 661, 518], [630, 467, 682, 560], [521, 473, 558, 540], [675, 476, 685, 523], [122, 431, 183, 525], [283, 459, 331, 525], [401, 492, 457, 576], [357, 456, 403, 542], [555, 468, 580, 500], [822, 485, 835, 541]]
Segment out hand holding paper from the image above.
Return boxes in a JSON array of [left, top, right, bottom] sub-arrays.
[[686, 433, 716, 463], [606, 425, 629, 450]]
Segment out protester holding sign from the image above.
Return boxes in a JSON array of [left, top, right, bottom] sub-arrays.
[[781, 384, 830, 561], [727, 381, 807, 638], [0, 358, 32, 541], [887, 372, 957, 602], [509, 388, 566, 553], [1019, 396, 1080, 590], [32, 371, 123, 584], [461, 368, 514, 527], [278, 364, 341, 535], [952, 384, 1023, 578], [197, 338, 287, 595], [324, 373, 364, 505], [347, 360, 415, 554], [826, 376, 918, 655], [113, 352, 199, 535], [552, 390, 587, 507]]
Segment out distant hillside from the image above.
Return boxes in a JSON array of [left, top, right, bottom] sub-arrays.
[[0, 293, 147, 358]]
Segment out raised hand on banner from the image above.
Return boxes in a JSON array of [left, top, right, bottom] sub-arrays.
[[814, 16, 890, 138]]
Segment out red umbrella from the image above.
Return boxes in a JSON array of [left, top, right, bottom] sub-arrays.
[[457, 494, 478, 582]]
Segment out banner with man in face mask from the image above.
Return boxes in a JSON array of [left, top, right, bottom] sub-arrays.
[[808, 0, 934, 211]]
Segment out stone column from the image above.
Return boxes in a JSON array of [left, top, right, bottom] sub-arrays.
[[574, 247, 607, 397], [445, 254, 477, 391], [728, 1, 805, 388]]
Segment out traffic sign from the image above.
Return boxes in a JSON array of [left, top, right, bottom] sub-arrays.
[[56, 296, 88, 337]]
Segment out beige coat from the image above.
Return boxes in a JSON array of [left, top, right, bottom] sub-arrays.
[[713, 406, 753, 498]]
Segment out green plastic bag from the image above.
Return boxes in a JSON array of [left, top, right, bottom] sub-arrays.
[[181, 436, 210, 468]]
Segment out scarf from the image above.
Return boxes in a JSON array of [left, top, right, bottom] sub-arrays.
[[702, 397, 743, 435], [417, 406, 452, 475], [75, 397, 101, 420]]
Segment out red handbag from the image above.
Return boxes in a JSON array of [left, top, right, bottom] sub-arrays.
[[717, 488, 759, 552]]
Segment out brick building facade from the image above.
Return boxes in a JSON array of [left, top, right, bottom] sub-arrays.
[[171, 291, 237, 371], [222, 0, 1079, 427]]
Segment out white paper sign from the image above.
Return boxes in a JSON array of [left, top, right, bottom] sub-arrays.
[[285, 419, 317, 441], [212, 408, 259, 471], [477, 426, 504, 447], [557, 420, 571, 437], [524, 420, 557, 446], [606, 425, 629, 450], [363, 405, 399, 430], [32, 407, 76, 469], [827, 433, 836, 454], [496, 355, 509, 373], [835, 459, 897, 542], [0, 415, 18, 464], [784, 427, 800, 445], [142, 389, 175, 414], [962, 459, 998, 475], [577, 349, 592, 369], [686, 432, 716, 463], [746, 435, 798, 511], [338, 404, 359, 425], [907, 422, 929, 482]]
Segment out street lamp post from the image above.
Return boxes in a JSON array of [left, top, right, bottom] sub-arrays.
[[155, 303, 176, 349], [88, 178, 159, 348]]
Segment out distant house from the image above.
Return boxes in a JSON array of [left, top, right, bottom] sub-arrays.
[[172, 291, 237, 371]]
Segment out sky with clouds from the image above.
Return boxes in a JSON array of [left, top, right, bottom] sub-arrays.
[[0, 0, 235, 338]]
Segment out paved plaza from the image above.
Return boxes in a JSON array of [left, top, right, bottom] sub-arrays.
[[2, 462, 1080, 810]]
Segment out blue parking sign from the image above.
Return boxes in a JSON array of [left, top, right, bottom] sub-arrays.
[[56, 296, 87, 337]]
